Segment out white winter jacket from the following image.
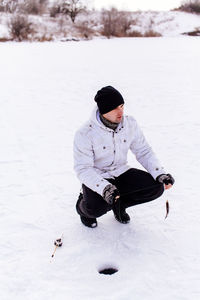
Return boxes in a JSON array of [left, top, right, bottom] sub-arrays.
[[73, 107, 165, 196]]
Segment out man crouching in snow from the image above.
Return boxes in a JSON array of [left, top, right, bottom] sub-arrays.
[[73, 86, 174, 228]]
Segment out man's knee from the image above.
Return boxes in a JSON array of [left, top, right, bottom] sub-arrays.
[[144, 183, 164, 202], [81, 184, 111, 218], [155, 183, 164, 199]]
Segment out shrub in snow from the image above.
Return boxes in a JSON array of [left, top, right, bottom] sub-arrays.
[[49, 2, 62, 17], [126, 29, 161, 38], [20, 0, 48, 15], [144, 30, 162, 37], [9, 14, 34, 41], [127, 30, 143, 37], [0, 0, 20, 13], [0, 1, 4, 12], [75, 20, 95, 39], [101, 8, 133, 38], [0, 0, 48, 14], [182, 26, 200, 35], [178, 0, 200, 14]]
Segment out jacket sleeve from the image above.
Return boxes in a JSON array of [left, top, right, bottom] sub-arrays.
[[129, 119, 166, 180], [73, 130, 109, 196]]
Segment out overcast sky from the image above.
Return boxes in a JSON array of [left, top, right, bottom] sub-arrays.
[[92, 0, 183, 11]]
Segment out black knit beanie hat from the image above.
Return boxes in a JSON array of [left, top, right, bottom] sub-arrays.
[[94, 86, 124, 114]]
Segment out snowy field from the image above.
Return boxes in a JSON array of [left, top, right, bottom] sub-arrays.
[[1, 37, 200, 300]]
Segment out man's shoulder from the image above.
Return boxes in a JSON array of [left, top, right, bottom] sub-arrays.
[[123, 115, 137, 126], [75, 121, 93, 138]]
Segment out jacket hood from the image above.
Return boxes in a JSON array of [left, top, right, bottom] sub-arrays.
[[90, 106, 124, 133]]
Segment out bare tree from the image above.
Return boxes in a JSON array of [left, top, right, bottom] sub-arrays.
[[0, 0, 49, 14], [49, 1, 62, 17], [61, 0, 85, 23], [0, 0, 20, 13]]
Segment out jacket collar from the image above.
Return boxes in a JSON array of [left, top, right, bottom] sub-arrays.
[[90, 106, 124, 133]]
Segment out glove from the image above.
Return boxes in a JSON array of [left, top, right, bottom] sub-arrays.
[[102, 184, 120, 205], [156, 173, 175, 185]]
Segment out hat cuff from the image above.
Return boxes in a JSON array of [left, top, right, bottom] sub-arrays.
[[99, 99, 124, 114]]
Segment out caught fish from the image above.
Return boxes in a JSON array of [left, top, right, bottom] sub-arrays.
[[165, 200, 169, 219]]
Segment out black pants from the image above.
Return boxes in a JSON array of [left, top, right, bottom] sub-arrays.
[[77, 168, 164, 218]]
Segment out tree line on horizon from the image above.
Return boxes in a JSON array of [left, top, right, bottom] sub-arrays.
[[0, 0, 199, 41]]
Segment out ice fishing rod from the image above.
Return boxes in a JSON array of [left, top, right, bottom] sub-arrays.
[[50, 233, 63, 261]]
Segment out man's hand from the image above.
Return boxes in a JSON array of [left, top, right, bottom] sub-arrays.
[[164, 184, 172, 190], [156, 174, 175, 190], [102, 184, 120, 205]]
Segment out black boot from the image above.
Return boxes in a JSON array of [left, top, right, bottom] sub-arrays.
[[80, 215, 97, 228], [76, 193, 97, 228], [112, 200, 130, 224]]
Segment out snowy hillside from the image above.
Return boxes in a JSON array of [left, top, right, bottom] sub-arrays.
[[1, 37, 200, 299], [0, 10, 200, 40], [130, 10, 200, 36]]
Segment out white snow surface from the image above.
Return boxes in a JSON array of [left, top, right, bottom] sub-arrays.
[[0, 37, 200, 300], [130, 11, 200, 36]]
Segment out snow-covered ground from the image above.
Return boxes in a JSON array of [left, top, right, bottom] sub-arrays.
[[130, 10, 200, 36], [1, 37, 200, 300]]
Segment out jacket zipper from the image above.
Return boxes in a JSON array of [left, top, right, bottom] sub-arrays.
[[111, 131, 116, 166]]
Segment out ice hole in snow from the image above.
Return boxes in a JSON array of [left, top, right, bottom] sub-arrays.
[[98, 265, 118, 275]]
